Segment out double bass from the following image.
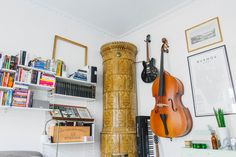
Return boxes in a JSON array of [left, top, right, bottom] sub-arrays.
[[150, 38, 192, 139]]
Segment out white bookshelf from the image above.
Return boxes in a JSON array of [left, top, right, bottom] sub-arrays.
[[0, 86, 14, 91], [56, 76, 96, 86], [0, 106, 52, 111], [14, 81, 54, 91], [50, 93, 95, 101], [0, 68, 16, 73]]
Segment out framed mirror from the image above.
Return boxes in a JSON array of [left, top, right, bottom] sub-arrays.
[[52, 35, 88, 75]]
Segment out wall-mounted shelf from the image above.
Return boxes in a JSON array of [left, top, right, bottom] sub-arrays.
[[56, 76, 96, 86], [50, 93, 95, 101], [43, 141, 94, 145], [0, 68, 16, 73], [14, 81, 54, 91], [0, 106, 52, 111], [0, 86, 14, 91], [52, 117, 94, 122]]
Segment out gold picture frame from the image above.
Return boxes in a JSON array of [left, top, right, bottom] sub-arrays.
[[52, 35, 88, 73], [185, 17, 223, 52]]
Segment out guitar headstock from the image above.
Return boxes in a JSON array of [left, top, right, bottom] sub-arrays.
[[161, 38, 169, 53], [144, 34, 151, 43], [154, 135, 159, 144]]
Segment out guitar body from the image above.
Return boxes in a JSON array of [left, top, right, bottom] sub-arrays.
[[141, 58, 159, 83]]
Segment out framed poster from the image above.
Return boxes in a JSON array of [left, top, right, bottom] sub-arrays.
[[185, 17, 223, 52], [187, 45, 236, 116]]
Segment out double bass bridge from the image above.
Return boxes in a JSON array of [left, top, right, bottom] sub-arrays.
[[155, 98, 177, 112]]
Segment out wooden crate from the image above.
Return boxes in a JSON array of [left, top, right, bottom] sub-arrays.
[[48, 126, 90, 143]]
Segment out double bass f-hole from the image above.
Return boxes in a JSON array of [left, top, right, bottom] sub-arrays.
[[154, 99, 177, 113], [168, 98, 177, 112]]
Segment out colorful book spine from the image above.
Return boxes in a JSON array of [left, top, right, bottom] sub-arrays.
[[0, 91, 4, 105], [5, 90, 13, 106], [56, 60, 62, 76], [0, 53, 3, 69]]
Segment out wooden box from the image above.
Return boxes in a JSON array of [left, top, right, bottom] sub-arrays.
[[48, 126, 90, 143]]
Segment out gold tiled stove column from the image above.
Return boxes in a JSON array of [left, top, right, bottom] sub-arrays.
[[100, 42, 137, 157]]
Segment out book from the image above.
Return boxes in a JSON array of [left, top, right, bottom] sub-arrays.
[[0, 91, 4, 105], [10, 56, 17, 70], [0, 53, 3, 69], [5, 90, 13, 106], [3, 55, 10, 69], [56, 60, 62, 76], [2, 92, 7, 106], [19, 50, 27, 65], [2, 72, 10, 87], [7, 73, 14, 87], [31, 70, 38, 84], [28, 91, 34, 107]]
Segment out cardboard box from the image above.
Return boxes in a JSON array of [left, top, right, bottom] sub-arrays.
[[48, 126, 90, 143]]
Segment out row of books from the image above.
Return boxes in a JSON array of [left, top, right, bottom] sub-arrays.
[[12, 82, 33, 107], [0, 53, 19, 70], [16, 68, 55, 87], [0, 71, 14, 87], [0, 51, 27, 70], [55, 81, 96, 98], [0, 90, 13, 106]]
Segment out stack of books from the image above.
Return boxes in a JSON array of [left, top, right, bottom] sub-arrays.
[[0, 71, 14, 87], [39, 73, 55, 87], [0, 90, 13, 106], [12, 82, 33, 107]]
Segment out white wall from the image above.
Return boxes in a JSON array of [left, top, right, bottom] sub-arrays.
[[120, 0, 236, 156], [0, 0, 114, 156]]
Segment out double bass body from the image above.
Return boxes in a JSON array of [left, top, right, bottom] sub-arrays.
[[150, 71, 192, 138]]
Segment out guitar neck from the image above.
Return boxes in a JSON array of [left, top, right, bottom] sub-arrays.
[[146, 42, 150, 62]]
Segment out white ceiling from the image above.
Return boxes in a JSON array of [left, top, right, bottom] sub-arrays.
[[32, 0, 192, 37]]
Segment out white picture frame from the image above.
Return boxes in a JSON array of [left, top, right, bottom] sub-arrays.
[[185, 17, 223, 52], [187, 45, 236, 116]]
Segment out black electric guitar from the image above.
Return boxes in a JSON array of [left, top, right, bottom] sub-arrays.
[[141, 34, 159, 83]]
